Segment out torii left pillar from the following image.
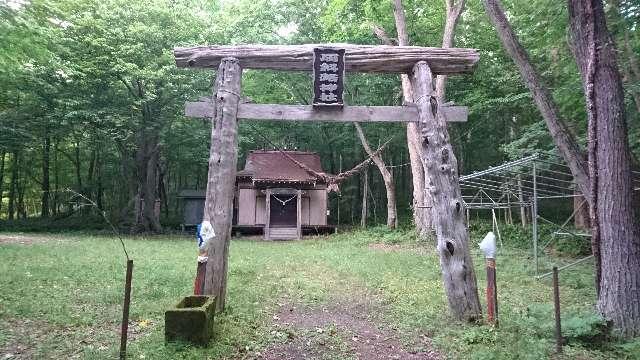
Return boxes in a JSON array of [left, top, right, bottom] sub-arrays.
[[202, 57, 241, 312]]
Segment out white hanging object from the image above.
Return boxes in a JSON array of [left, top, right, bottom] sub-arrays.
[[479, 231, 497, 259], [199, 221, 216, 250]]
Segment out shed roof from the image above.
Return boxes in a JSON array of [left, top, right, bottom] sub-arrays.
[[237, 150, 326, 183]]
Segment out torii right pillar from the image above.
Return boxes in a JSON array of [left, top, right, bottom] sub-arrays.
[[412, 61, 482, 321]]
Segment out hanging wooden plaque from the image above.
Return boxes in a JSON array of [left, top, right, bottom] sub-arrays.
[[312, 47, 345, 107]]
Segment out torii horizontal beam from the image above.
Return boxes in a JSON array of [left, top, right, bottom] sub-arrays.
[[174, 44, 479, 74], [185, 102, 468, 123]]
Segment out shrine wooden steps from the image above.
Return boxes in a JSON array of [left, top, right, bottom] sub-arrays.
[[266, 227, 299, 240]]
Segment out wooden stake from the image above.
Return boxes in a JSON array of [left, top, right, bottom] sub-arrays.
[[119, 259, 133, 360], [553, 266, 563, 353], [486, 258, 498, 326], [265, 188, 271, 240], [361, 168, 368, 228], [296, 189, 302, 239]]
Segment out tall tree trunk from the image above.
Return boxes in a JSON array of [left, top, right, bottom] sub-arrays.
[[41, 130, 50, 218], [134, 132, 161, 233], [17, 175, 26, 219], [144, 142, 161, 230], [174, 168, 182, 217], [159, 160, 169, 219], [354, 123, 398, 228], [53, 142, 59, 215], [412, 61, 482, 321], [202, 58, 242, 312], [0, 151, 5, 215], [131, 79, 162, 233], [482, 0, 591, 204], [352, 150, 362, 225], [87, 147, 96, 200], [8, 151, 19, 221], [392, 0, 432, 234], [74, 141, 82, 193], [96, 150, 103, 210], [435, 0, 466, 101], [361, 167, 369, 228], [568, 0, 640, 338]]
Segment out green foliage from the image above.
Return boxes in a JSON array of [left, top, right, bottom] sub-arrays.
[[562, 311, 609, 346], [553, 234, 592, 257], [352, 225, 422, 245], [2, 0, 638, 227], [0, 214, 108, 232]]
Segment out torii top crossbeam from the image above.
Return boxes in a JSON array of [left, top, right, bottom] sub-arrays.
[[174, 44, 479, 74]]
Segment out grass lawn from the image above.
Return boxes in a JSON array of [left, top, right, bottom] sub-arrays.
[[1, 226, 639, 359]]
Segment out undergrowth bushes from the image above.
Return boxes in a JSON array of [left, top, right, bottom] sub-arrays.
[[351, 219, 592, 259], [0, 213, 108, 232]]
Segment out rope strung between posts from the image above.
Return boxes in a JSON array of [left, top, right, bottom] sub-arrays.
[[246, 122, 395, 192], [272, 194, 297, 205]]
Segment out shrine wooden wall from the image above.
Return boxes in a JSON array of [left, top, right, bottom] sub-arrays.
[[236, 184, 327, 227]]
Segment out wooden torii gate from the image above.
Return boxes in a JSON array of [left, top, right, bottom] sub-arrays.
[[175, 44, 482, 320]]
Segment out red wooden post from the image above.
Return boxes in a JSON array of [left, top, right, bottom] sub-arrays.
[[486, 258, 498, 326], [479, 232, 498, 325], [193, 261, 206, 295]]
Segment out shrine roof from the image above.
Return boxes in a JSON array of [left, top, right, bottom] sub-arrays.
[[237, 150, 326, 183]]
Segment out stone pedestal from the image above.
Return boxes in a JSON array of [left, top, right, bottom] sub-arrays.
[[165, 295, 215, 346]]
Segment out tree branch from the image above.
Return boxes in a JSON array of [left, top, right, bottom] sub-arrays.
[[117, 75, 138, 98], [371, 24, 397, 45]]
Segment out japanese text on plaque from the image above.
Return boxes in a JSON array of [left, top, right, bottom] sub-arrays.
[[312, 48, 345, 107]]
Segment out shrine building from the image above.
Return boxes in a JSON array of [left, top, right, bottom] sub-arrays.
[[179, 150, 333, 240]]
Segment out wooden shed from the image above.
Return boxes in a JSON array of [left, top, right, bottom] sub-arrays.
[[179, 150, 333, 240], [177, 190, 206, 228]]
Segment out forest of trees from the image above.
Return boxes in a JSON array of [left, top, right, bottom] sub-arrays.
[[1, 0, 638, 231]]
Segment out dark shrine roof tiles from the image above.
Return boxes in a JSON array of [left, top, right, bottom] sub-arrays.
[[236, 150, 326, 183]]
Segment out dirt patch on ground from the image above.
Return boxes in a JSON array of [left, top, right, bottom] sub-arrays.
[[0, 234, 57, 246], [1, 319, 37, 359], [251, 298, 441, 360], [368, 243, 430, 256], [0, 318, 78, 359], [0, 317, 152, 359]]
